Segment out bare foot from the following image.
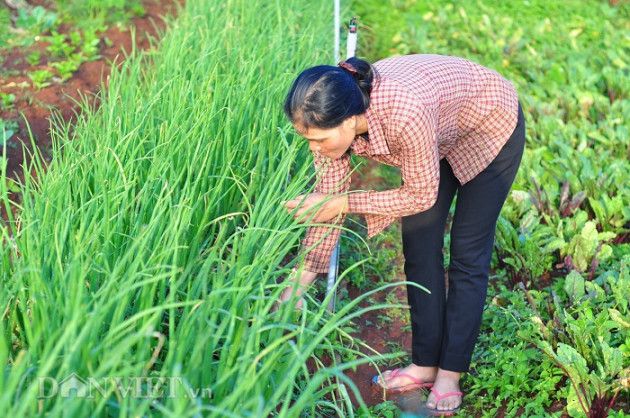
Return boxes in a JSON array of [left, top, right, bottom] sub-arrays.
[[425, 369, 462, 413], [374, 364, 438, 390]]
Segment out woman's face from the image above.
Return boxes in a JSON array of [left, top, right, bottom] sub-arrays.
[[293, 116, 357, 160]]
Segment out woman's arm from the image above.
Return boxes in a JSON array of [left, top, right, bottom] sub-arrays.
[[288, 152, 352, 274], [277, 269, 318, 309], [275, 153, 350, 310]]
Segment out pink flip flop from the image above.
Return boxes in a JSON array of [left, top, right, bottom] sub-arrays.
[[422, 387, 463, 416], [371, 368, 434, 393]]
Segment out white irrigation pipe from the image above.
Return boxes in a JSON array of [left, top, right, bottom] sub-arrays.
[[326, 14, 357, 314], [326, 243, 340, 312], [347, 17, 357, 60], [334, 0, 340, 63]]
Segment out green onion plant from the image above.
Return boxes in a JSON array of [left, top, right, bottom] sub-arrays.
[[0, 1, 403, 416]]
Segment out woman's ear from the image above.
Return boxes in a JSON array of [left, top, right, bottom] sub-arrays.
[[343, 115, 357, 130]]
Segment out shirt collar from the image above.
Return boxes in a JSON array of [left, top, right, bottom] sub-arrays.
[[359, 107, 391, 155]]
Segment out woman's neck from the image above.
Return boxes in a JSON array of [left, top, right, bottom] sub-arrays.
[[355, 114, 368, 135]]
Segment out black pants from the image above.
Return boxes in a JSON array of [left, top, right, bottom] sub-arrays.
[[401, 104, 525, 372]]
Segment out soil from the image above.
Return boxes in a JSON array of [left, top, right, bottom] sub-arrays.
[[343, 278, 417, 409], [0, 0, 178, 184]]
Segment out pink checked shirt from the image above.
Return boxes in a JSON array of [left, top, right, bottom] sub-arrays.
[[302, 54, 519, 273]]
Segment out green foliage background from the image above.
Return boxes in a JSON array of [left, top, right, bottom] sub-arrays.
[[348, 0, 630, 416]]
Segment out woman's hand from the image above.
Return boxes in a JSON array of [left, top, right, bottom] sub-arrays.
[[274, 269, 318, 312], [281, 193, 348, 223]]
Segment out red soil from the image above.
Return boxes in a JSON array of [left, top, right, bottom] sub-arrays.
[[0, 0, 177, 183]]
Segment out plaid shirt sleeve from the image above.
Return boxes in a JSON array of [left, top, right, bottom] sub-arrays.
[[301, 151, 351, 273], [347, 106, 441, 236]]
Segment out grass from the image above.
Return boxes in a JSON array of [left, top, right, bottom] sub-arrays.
[[0, 0, 409, 415], [0, 6, 10, 48], [52, 0, 146, 29]]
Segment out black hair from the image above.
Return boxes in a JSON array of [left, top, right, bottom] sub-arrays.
[[283, 57, 378, 130]]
